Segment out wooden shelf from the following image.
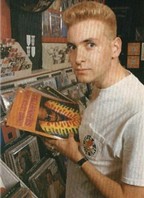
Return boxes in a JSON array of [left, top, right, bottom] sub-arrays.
[[1, 67, 72, 88], [42, 37, 67, 43]]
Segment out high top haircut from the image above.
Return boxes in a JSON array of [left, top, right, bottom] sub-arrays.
[[62, 1, 117, 40]]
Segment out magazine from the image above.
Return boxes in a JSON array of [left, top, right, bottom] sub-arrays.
[[6, 87, 81, 141]]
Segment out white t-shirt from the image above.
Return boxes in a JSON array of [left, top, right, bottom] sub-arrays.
[[66, 73, 144, 198]]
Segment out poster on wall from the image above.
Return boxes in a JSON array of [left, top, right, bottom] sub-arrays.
[[42, 43, 71, 71], [42, 9, 64, 37], [141, 42, 144, 61]]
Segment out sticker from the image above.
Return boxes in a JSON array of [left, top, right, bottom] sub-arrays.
[[83, 135, 97, 156]]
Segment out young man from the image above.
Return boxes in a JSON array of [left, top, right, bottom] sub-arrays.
[[45, 1, 144, 197]]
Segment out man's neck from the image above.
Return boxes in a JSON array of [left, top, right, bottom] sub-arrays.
[[95, 63, 129, 89], [90, 63, 130, 100]]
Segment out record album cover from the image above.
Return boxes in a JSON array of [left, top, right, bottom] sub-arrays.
[[6, 87, 81, 141]]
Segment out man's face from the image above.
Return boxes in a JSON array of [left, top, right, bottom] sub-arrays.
[[38, 107, 47, 120], [67, 19, 114, 87]]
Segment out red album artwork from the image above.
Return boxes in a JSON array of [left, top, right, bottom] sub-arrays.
[[1, 125, 19, 144]]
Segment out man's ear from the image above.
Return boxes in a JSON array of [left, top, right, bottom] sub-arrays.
[[111, 37, 122, 58]]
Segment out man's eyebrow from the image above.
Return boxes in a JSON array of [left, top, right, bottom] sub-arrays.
[[83, 38, 97, 43], [83, 39, 92, 43], [67, 38, 97, 46], [67, 42, 74, 46]]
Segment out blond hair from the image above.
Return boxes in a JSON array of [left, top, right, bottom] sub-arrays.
[[62, 1, 117, 39]]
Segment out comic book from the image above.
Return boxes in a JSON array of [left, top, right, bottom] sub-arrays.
[[6, 87, 81, 141]]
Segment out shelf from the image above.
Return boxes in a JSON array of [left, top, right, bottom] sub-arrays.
[[42, 37, 67, 43], [1, 67, 72, 89]]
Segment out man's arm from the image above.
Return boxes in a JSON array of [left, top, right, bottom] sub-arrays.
[[81, 160, 144, 198], [44, 134, 144, 198]]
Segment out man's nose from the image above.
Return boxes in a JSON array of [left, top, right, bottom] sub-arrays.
[[75, 46, 86, 64]]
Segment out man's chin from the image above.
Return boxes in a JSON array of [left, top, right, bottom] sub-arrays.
[[77, 78, 91, 84]]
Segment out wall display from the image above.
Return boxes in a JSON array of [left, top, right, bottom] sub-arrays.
[[42, 43, 70, 71], [9, 0, 55, 13], [42, 9, 62, 37], [42, 10, 51, 37], [0, 40, 32, 82], [42, 9, 67, 43], [141, 42, 144, 61], [49, 0, 63, 11], [60, 0, 105, 11], [127, 42, 144, 69], [127, 42, 141, 56], [127, 56, 140, 68], [42, 8, 67, 39]]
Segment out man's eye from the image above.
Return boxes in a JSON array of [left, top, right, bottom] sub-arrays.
[[87, 42, 96, 48], [67, 44, 76, 52]]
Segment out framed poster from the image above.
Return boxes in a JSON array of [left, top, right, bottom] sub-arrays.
[[42, 9, 67, 42], [141, 42, 144, 61], [127, 42, 141, 56], [42, 9, 62, 37], [42, 43, 70, 71], [127, 56, 140, 68]]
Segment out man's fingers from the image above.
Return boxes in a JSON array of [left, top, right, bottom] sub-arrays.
[[68, 132, 75, 138], [45, 141, 55, 149]]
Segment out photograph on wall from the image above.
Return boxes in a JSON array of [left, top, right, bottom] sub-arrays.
[[0, 42, 32, 82], [50, 12, 62, 37], [42, 43, 70, 71], [127, 42, 141, 56], [141, 42, 144, 61], [42, 10, 51, 36], [42, 9, 63, 37], [127, 56, 140, 68]]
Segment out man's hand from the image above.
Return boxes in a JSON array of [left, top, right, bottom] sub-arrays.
[[44, 133, 84, 163]]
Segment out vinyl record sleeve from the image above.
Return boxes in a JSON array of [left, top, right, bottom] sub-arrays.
[[6, 87, 81, 141], [28, 158, 65, 198], [8, 136, 40, 179]]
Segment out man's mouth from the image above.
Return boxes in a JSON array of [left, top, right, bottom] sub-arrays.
[[75, 68, 90, 73]]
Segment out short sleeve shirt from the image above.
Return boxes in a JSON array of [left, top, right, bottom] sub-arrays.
[[66, 73, 144, 198]]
